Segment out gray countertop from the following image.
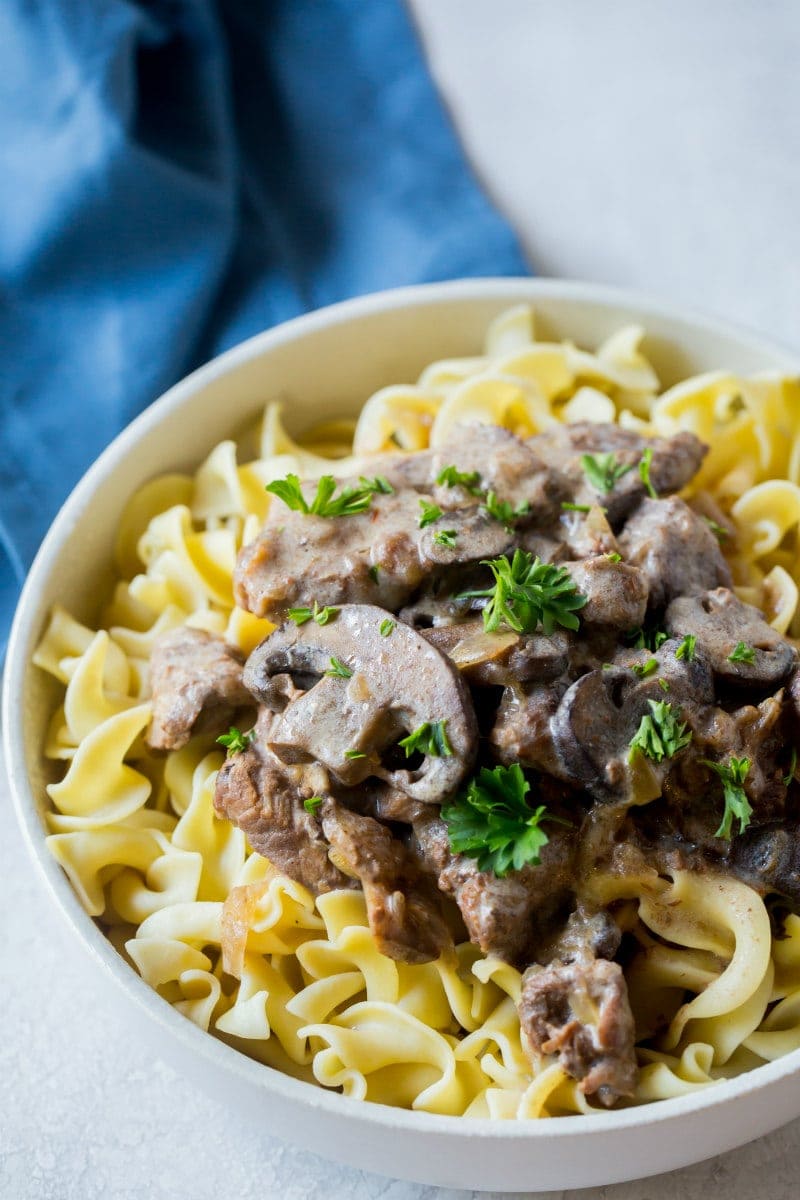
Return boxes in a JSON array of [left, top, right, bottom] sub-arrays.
[[4, 1, 800, 1194]]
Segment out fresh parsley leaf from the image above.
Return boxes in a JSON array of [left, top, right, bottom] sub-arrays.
[[482, 491, 530, 527], [460, 550, 588, 636], [266, 473, 379, 518], [580, 452, 635, 494], [287, 601, 338, 626], [728, 641, 756, 664], [675, 634, 696, 662], [436, 465, 483, 494], [629, 700, 692, 764], [433, 529, 457, 548], [658, 677, 670, 692], [704, 516, 730, 542], [368, 563, 381, 584], [303, 796, 324, 815], [784, 748, 797, 787], [628, 625, 669, 652], [379, 618, 396, 637], [344, 749, 366, 760], [325, 656, 353, 679], [700, 756, 753, 839], [638, 447, 658, 498], [606, 551, 622, 563], [441, 763, 567, 877], [419, 498, 443, 528], [216, 727, 254, 756], [359, 474, 393, 494], [398, 720, 453, 759], [561, 501, 592, 513], [632, 657, 658, 679]]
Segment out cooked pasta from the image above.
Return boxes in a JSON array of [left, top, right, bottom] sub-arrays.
[[34, 306, 800, 1118]]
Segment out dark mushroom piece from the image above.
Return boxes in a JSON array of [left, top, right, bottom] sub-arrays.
[[731, 821, 800, 907], [147, 627, 251, 751], [420, 620, 570, 686], [618, 497, 732, 610], [665, 587, 796, 688], [244, 604, 478, 802]]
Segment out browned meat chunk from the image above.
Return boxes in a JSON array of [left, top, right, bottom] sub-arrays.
[[213, 712, 354, 894], [413, 813, 574, 963], [618, 496, 731, 610], [243, 605, 478, 802], [320, 801, 451, 964], [666, 588, 796, 688], [421, 621, 569, 687], [489, 681, 568, 776], [528, 423, 707, 526], [147, 627, 250, 751], [732, 821, 800, 905], [562, 556, 648, 629], [519, 957, 637, 1105]]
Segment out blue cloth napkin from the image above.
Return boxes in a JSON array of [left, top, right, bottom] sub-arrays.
[[0, 0, 528, 641]]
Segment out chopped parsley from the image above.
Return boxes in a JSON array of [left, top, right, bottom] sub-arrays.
[[632, 657, 659, 679], [728, 641, 756, 664], [638, 447, 658, 498], [482, 491, 530, 527], [704, 516, 730, 542], [419, 498, 443, 528], [784, 748, 797, 787], [675, 634, 696, 662], [379, 618, 396, 637], [433, 529, 457, 548], [658, 677, 670, 692], [700, 757, 753, 839], [343, 749, 366, 760], [325, 656, 353, 679], [561, 501, 592, 514], [580, 452, 635, 494], [287, 601, 339, 626], [441, 763, 568, 877], [629, 700, 692, 764], [436, 465, 483, 494], [368, 564, 381, 584], [461, 549, 588, 636], [266, 473, 383, 518], [303, 796, 324, 815], [628, 625, 669, 652], [216, 727, 254, 756], [359, 474, 393, 494], [606, 551, 622, 563], [398, 720, 453, 758]]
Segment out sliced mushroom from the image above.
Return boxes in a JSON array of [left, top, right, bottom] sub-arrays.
[[618, 496, 732, 609], [731, 821, 800, 905], [421, 620, 569, 686], [244, 605, 478, 802], [665, 587, 797, 688], [321, 800, 452, 964]]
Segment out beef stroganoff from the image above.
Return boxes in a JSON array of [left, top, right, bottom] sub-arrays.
[[35, 306, 800, 1118]]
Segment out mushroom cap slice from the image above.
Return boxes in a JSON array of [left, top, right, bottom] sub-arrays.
[[243, 604, 478, 803], [665, 587, 797, 688]]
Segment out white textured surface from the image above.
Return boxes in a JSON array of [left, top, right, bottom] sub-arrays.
[[5, 3, 800, 1196]]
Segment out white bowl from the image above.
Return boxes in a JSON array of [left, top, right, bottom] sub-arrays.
[[5, 278, 800, 1193]]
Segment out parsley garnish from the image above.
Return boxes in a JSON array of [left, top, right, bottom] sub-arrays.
[[436, 465, 483, 494], [675, 634, 696, 662], [704, 517, 730, 542], [325, 656, 353, 679], [398, 720, 453, 758], [303, 796, 324, 815], [784, 748, 797, 787], [287, 601, 339, 626], [561, 501, 592, 513], [606, 552, 622, 563], [658, 677, 670, 692], [482, 491, 530, 527], [461, 550, 587, 636], [638, 447, 658, 498], [628, 626, 669, 652], [419, 498, 443, 528], [700, 757, 753, 839], [629, 700, 692, 764], [368, 564, 381, 584], [266, 473, 382, 518], [433, 529, 457, 548], [728, 641, 755, 664], [441, 764, 567, 877], [580, 452, 635, 494], [344, 749, 365, 760], [216, 727, 254, 756], [379, 618, 396, 637], [359, 474, 393, 494], [632, 657, 658, 679]]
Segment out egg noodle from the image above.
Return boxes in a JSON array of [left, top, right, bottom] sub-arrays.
[[35, 306, 800, 1118]]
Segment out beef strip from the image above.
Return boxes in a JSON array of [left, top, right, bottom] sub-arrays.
[[320, 800, 452, 964], [618, 496, 732, 610], [213, 710, 354, 894], [519, 956, 637, 1105], [147, 627, 251, 751], [562, 556, 648, 630], [412, 812, 574, 963], [489, 681, 569, 777]]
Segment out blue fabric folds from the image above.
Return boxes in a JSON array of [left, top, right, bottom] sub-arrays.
[[0, 0, 528, 639]]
